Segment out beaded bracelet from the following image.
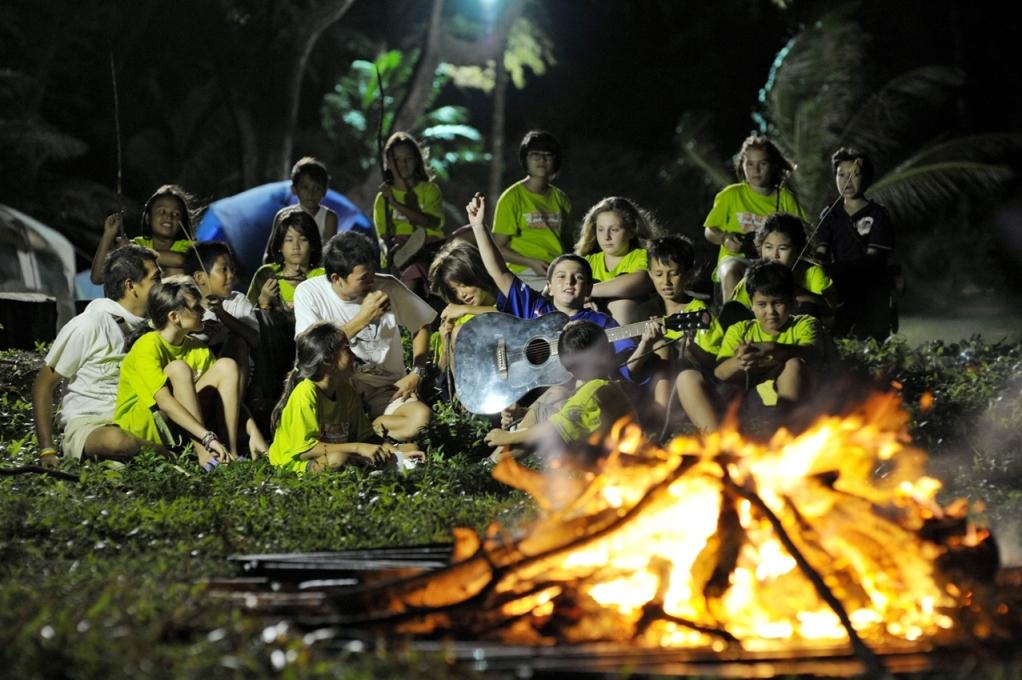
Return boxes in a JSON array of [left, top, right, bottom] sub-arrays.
[[201, 431, 220, 449]]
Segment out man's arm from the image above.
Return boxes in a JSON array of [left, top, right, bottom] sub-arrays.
[[32, 365, 64, 463], [392, 325, 431, 400]]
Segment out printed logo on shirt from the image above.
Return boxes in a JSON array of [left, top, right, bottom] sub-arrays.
[[736, 212, 768, 234], [525, 211, 562, 230], [320, 422, 350, 443], [855, 216, 874, 236]]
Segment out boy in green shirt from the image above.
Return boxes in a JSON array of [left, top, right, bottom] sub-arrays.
[[715, 260, 823, 408]]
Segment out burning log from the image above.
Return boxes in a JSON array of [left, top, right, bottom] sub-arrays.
[[218, 392, 1010, 669]]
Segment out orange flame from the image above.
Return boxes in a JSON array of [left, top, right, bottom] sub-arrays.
[[373, 393, 993, 651]]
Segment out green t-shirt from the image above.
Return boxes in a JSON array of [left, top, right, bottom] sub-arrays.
[[113, 331, 215, 444], [717, 315, 821, 406], [131, 237, 193, 253], [246, 264, 326, 306], [548, 378, 633, 443], [731, 260, 834, 308], [430, 312, 474, 363], [492, 180, 572, 273], [585, 248, 648, 282], [267, 378, 375, 475], [373, 182, 445, 241], [663, 298, 724, 357], [703, 183, 806, 277]]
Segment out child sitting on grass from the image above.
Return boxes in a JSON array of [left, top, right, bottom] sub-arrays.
[[715, 260, 824, 410], [703, 136, 805, 302], [91, 184, 195, 282], [185, 242, 260, 394], [268, 321, 423, 474], [293, 232, 435, 441], [814, 147, 897, 340], [724, 213, 836, 326], [113, 277, 267, 468], [285, 156, 338, 245], [249, 206, 324, 311], [573, 196, 656, 324], [374, 131, 446, 298], [491, 130, 572, 291], [427, 240, 498, 373], [627, 236, 725, 433], [485, 320, 635, 464]]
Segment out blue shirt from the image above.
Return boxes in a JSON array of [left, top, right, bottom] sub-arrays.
[[497, 276, 639, 381]]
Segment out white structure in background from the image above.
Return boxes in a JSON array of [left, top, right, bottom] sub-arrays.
[[0, 203, 76, 333]]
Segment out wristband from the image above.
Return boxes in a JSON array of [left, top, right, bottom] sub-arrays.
[[201, 431, 220, 449], [39, 448, 59, 459]]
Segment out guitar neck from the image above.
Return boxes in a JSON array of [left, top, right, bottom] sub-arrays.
[[604, 320, 651, 343], [603, 310, 708, 342]]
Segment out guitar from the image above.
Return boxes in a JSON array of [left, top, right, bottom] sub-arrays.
[[453, 309, 711, 414]]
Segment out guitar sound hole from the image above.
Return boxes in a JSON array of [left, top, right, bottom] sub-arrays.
[[524, 338, 552, 365]]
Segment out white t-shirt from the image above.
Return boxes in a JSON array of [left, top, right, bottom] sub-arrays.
[[44, 297, 146, 426], [293, 273, 436, 385], [199, 291, 259, 345], [311, 205, 329, 236]]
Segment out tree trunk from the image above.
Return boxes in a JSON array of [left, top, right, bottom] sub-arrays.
[[487, 54, 509, 218], [221, 0, 358, 187], [347, 0, 446, 212]]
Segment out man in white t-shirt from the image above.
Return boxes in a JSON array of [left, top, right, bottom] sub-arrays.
[[32, 244, 170, 466], [294, 231, 435, 440]]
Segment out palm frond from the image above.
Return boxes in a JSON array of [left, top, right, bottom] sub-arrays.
[[760, 7, 865, 156], [667, 111, 730, 189], [0, 120, 87, 162], [419, 123, 482, 142], [868, 160, 1014, 226], [840, 65, 964, 160], [893, 133, 1022, 166]]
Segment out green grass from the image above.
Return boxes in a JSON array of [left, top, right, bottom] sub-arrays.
[[2, 337, 1021, 678]]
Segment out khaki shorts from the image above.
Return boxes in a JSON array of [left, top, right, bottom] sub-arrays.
[[60, 414, 115, 460]]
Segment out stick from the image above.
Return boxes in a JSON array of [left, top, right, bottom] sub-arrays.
[[721, 470, 889, 679], [0, 466, 80, 482], [110, 51, 123, 200]]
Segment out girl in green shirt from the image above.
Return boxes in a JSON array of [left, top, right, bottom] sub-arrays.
[[268, 321, 423, 474], [114, 276, 266, 469], [374, 132, 445, 298], [574, 196, 655, 324], [249, 206, 324, 310]]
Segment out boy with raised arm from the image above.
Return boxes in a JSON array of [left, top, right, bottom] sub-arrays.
[[466, 193, 639, 375]]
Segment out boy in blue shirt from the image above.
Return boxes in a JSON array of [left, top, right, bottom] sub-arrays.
[[466, 193, 638, 370]]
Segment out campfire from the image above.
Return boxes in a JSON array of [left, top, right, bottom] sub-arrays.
[[330, 392, 1005, 670]]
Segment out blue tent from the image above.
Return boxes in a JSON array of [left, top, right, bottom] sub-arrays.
[[195, 181, 374, 275]]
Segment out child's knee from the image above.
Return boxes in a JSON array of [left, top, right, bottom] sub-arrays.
[[405, 400, 432, 428], [163, 360, 192, 380], [213, 357, 240, 378], [675, 368, 705, 392], [83, 426, 143, 459], [780, 357, 807, 377]]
